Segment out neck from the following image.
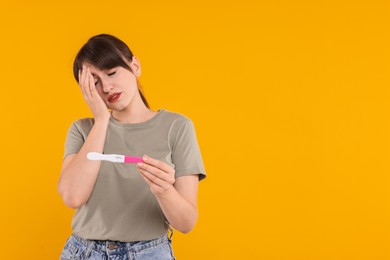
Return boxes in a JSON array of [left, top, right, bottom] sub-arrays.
[[111, 101, 156, 124]]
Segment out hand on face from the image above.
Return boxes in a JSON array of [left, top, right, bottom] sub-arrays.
[[78, 65, 110, 122], [137, 155, 176, 196]]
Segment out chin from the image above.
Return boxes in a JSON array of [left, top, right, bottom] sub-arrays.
[[110, 104, 127, 111]]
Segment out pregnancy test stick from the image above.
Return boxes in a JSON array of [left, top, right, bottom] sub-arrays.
[[87, 152, 143, 163]]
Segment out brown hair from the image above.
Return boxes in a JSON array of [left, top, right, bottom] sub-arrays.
[[73, 34, 149, 108]]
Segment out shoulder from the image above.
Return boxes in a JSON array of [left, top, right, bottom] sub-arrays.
[[69, 117, 95, 133], [159, 109, 193, 126], [159, 110, 198, 145]]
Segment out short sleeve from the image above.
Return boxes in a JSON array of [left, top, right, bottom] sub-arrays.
[[64, 122, 85, 159], [171, 118, 206, 181]]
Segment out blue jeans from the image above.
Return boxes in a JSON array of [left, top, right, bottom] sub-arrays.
[[60, 233, 175, 260]]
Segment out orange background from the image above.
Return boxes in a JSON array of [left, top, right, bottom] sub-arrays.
[[0, 1, 389, 259]]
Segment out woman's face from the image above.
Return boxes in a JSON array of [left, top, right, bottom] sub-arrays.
[[84, 58, 141, 111]]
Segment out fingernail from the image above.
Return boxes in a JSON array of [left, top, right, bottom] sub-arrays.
[[143, 156, 147, 161], [137, 162, 143, 167]]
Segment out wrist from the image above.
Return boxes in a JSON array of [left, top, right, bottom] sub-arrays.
[[155, 185, 176, 200], [94, 115, 110, 125]]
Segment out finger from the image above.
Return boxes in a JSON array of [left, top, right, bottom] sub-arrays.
[[142, 155, 173, 173], [88, 72, 95, 98], [78, 69, 87, 97], [83, 68, 93, 99], [139, 169, 169, 189], [137, 162, 165, 179], [79, 67, 87, 97], [137, 162, 175, 185], [80, 66, 89, 96], [139, 171, 154, 186], [81, 65, 88, 87], [139, 171, 166, 194], [89, 73, 106, 106]]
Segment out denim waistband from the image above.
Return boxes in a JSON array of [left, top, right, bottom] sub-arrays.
[[70, 233, 169, 254]]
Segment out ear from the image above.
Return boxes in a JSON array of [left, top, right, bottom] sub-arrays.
[[129, 56, 141, 77]]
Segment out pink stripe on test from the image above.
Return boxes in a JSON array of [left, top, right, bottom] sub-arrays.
[[124, 156, 144, 163]]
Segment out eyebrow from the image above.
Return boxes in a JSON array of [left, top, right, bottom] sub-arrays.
[[91, 68, 114, 77]]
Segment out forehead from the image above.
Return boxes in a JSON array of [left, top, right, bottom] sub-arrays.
[[83, 62, 111, 76]]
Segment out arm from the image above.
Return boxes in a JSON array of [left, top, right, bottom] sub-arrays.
[[58, 66, 110, 209], [159, 175, 199, 233], [137, 156, 200, 233], [58, 119, 109, 209]]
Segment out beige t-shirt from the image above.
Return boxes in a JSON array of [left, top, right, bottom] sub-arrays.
[[64, 109, 206, 242]]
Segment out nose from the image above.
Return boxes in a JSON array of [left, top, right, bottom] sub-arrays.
[[101, 79, 113, 93]]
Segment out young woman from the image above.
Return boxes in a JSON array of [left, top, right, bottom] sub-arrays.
[[58, 34, 206, 260]]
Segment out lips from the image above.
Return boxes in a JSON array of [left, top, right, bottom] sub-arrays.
[[107, 93, 121, 103]]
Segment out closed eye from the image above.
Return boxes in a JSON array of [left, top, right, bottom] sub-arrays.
[[94, 71, 116, 86]]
